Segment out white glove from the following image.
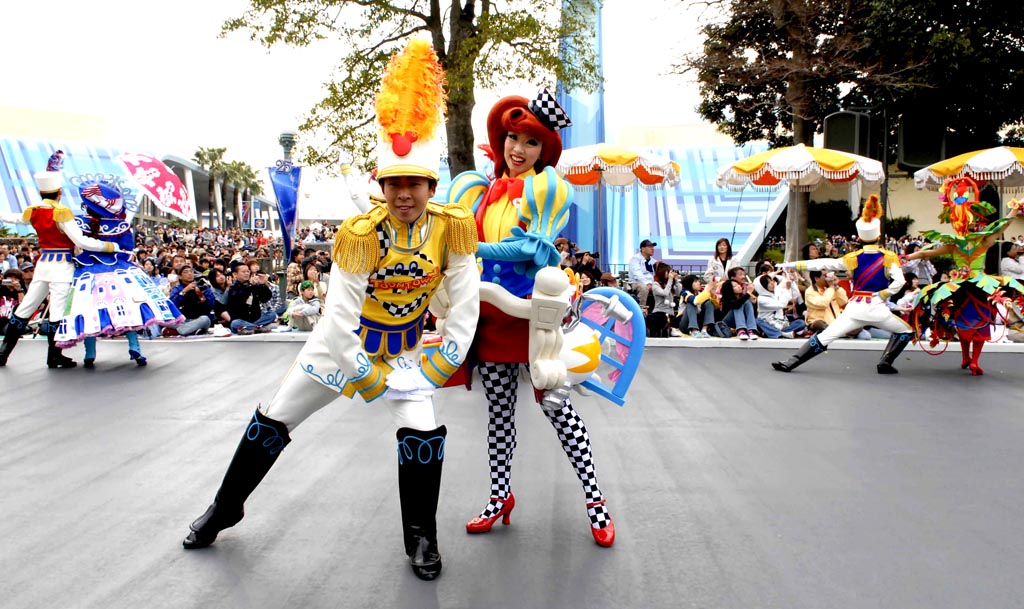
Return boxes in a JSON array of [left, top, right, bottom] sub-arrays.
[[778, 262, 796, 270], [384, 367, 436, 402]]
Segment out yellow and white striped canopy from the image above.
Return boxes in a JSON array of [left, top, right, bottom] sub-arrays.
[[716, 143, 885, 192], [555, 144, 681, 192], [914, 146, 1024, 190]]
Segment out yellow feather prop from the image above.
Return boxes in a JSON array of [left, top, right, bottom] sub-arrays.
[[375, 39, 446, 154], [861, 194, 883, 222]]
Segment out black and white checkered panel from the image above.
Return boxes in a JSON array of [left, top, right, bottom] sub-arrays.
[[543, 400, 610, 529], [368, 250, 432, 317], [528, 88, 573, 131], [478, 362, 520, 519]]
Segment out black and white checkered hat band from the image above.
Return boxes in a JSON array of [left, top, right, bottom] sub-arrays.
[[528, 88, 572, 131]]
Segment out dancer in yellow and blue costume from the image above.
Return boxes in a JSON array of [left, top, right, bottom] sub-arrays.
[[180, 39, 479, 582]]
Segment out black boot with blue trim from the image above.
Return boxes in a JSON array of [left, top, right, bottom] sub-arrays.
[[877, 332, 913, 374], [772, 334, 826, 372], [0, 315, 28, 367], [183, 409, 291, 549], [397, 425, 447, 581]]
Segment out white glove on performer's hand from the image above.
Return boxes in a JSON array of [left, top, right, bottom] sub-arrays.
[[778, 262, 796, 270], [384, 367, 436, 402]]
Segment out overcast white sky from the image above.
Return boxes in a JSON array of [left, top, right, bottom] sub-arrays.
[[1, 0, 707, 171]]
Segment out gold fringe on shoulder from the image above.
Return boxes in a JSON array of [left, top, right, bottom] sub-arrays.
[[429, 202, 477, 255], [842, 251, 860, 272], [51, 204, 74, 223], [333, 206, 388, 273], [22, 208, 33, 222]]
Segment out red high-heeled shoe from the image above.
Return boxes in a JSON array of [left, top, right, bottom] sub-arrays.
[[588, 500, 615, 548], [466, 493, 515, 533]]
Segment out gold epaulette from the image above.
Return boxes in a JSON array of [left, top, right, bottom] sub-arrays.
[[842, 250, 860, 272], [332, 205, 389, 273], [427, 201, 478, 256], [51, 204, 74, 223], [883, 250, 900, 268]]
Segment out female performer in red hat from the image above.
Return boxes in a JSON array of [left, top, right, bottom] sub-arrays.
[[447, 90, 615, 547]]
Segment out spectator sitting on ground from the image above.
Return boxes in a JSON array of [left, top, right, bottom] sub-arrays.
[[303, 262, 328, 302], [256, 269, 288, 318], [287, 280, 322, 331], [720, 267, 758, 340], [754, 274, 806, 339], [647, 263, 681, 338], [805, 269, 848, 333], [628, 239, 658, 310], [902, 243, 937, 285], [1000, 241, 1024, 280], [226, 261, 276, 335], [167, 266, 216, 336], [599, 272, 618, 288], [678, 273, 718, 338], [572, 251, 601, 285], [285, 261, 303, 298]]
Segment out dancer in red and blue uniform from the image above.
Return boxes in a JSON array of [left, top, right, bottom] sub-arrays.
[[773, 195, 915, 373]]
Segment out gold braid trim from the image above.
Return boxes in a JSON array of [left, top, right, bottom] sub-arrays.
[[333, 206, 389, 273], [428, 202, 477, 256], [842, 251, 860, 272]]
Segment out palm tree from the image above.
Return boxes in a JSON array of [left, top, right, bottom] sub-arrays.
[[192, 147, 226, 228], [230, 161, 263, 229]]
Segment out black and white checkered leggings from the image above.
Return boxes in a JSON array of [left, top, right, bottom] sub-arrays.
[[477, 362, 610, 529]]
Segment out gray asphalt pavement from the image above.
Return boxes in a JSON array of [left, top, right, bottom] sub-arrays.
[[2, 339, 1023, 609]]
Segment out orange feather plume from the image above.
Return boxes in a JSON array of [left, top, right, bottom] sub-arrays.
[[374, 39, 446, 155], [861, 194, 883, 222]]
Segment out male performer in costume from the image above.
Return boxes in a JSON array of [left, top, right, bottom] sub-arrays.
[[772, 195, 914, 373], [0, 151, 119, 368], [180, 39, 479, 582]]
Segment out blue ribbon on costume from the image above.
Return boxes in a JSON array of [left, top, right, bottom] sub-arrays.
[[476, 226, 560, 268]]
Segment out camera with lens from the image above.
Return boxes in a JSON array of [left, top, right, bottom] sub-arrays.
[[193, 276, 211, 291], [1, 279, 13, 287]]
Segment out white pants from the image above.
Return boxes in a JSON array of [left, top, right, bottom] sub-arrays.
[[262, 360, 438, 433], [816, 299, 912, 347], [15, 279, 69, 322]]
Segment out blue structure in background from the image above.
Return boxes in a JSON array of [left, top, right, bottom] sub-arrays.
[[0, 138, 134, 234], [557, 0, 605, 253], [604, 143, 778, 269]]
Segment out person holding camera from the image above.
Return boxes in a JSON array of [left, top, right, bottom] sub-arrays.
[[167, 266, 216, 336], [0, 269, 25, 335], [226, 261, 276, 335]]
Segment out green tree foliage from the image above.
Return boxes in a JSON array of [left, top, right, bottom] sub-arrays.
[[193, 147, 226, 227], [222, 0, 601, 175], [678, 0, 1024, 258]]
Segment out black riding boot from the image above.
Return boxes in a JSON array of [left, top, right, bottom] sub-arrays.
[[183, 409, 291, 549], [877, 332, 913, 374], [44, 322, 76, 369], [0, 315, 28, 367], [771, 334, 826, 372], [397, 425, 447, 581]]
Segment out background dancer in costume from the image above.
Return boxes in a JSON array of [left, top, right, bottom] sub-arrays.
[[904, 178, 1024, 376], [447, 91, 616, 547], [180, 40, 479, 582], [0, 152, 118, 368], [773, 195, 915, 373], [56, 176, 184, 367]]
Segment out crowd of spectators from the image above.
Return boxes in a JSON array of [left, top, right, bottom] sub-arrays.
[[0, 224, 339, 340], [615, 231, 1024, 343]]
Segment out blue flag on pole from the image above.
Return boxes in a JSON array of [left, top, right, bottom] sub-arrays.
[[268, 164, 301, 255]]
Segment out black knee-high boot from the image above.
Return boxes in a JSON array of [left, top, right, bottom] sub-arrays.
[[44, 322, 76, 369], [771, 334, 827, 372], [397, 425, 447, 581], [877, 332, 913, 374], [0, 315, 28, 366], [183, 409, 291, 549]]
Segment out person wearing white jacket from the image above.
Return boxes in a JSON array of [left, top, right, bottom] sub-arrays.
[[753, 274, 806, 338]]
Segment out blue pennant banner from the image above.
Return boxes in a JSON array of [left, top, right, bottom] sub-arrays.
[[268, 163, 301, 255]]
